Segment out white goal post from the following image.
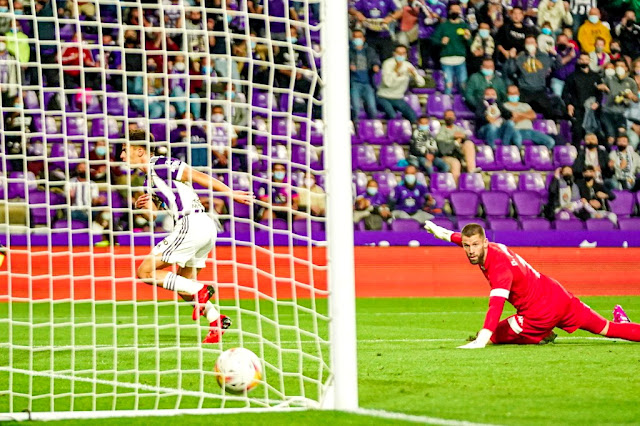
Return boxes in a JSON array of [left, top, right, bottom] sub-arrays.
[[0, 0, 357, 420]]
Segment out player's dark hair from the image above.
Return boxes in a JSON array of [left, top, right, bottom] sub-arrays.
[[461, 224, 486, 240], [128, 129, 154, 149]]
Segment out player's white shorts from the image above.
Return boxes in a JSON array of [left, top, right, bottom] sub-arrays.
[[152, 213, 217, 269]]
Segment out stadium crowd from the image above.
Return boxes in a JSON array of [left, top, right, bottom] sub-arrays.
[[1, 0, 640, 237]]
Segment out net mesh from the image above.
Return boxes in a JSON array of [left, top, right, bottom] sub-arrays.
[[0, 0, 332, 414]]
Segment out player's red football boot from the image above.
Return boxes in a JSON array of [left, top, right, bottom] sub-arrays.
[[613, 305, 631, 323], [192, 285, 215, 321], [202, 315, 232, 344]]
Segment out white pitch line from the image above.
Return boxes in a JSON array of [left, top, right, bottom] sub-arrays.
[[353, 407, 501, 426]]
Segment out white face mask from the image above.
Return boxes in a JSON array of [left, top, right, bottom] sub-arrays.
[[605, 68, 616, 77], [174, 62, 185, 72], [212, 113, 224, 123], [135, 216, 147, 226], [101, 212, 110, 221], [525, 44, 537, 55], [616, 67, 627, 78], [304, 178, 315, 188], [0, 42, 6, 52]]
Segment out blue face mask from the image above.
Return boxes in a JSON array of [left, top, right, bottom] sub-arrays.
[[418, 124, 430, 131], [508, 95, 520, 103], [274, 171, 286, 181], [202, 66, 211, 75], [478, 29, 490, 39], [251, 41, 257, 49], [542, 28, 552, 36], [95, 146, 107, 156], [428, 0, 438, 4], [405, 174, 417, 185], [481, 68, 494, 76], [395, 55, 405, 63], [227, 91, 235, 99], [226, 15, 233, 23], [0, 7, 8, 12], [14, 9, 23, 15], [291, 37, 298, 44], [588, 15, 599, 24], [366, 187, 378, 196], [352, 38, 364, 47]]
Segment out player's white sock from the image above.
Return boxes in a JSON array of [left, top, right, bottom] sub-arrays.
[[203, 301, 220, 323], [163, 272, 203, 295]]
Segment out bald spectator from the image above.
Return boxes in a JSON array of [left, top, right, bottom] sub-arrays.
[[390, 165, 436, 224], [577, 7, 611, 54]]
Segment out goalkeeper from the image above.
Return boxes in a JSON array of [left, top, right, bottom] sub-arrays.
[[424, 221, 640, 348], [122, 129, 252, 343]]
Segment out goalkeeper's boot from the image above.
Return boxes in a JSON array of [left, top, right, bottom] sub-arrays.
[[192, 285, 215, 321], [203, 315, 232, 344], [539, 331, 557, 345], [613, 305, 631, 324]]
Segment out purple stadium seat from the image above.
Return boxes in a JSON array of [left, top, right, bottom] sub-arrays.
[[352, 145, 380, 171], [387, 119, 413, 145], [390, 218, 422, 231], [28, 190, 57, 225], [520, 218, 552, 231], [268, 144, 289, 161], [554, 219, 585, 230], [150, 122, 168, 142], [252, 91, 277, 111], [280, 93, 309, 116], [487, 218, 519, 230], [429, 173, 457, 197], [299, 120, 324, 146], [490, 172, 518, 194], [372, 171, 398, 198], [458, 173, 485, 193], [92, 117, 122, 139], [53, 219, 90, 229], [292, 220, 325, 237], [426, 94, 452, 119], [404, 93, 422, 118], [379, 145, 407, 171], [496, 145, 526, 171], [106, 94, 126, 116], [452, 95, 474, 119], [553, 145, 578, 167], [65, 116, 86, 137], [609, 191, 635, 218], [481, 191, 511, 218], [512, 191, 543, 218], [229, 173, 251, 191], [450, 191, 480, 218], [48, 143, 80, 172], [475, 145, 499, 171], [585, 219, 617, 231], [518, 172, 547, 195], [291, 144, 322, 170], [244, 145, 264, 172], [261, 218, 288, 230], [353, 171, 369, 195], [273, 117, 298, 138], [532, 119, 557, 136], [524, 146, 554, 171], [431, 217, 455, 230], [618, 218, 640, 230], [24, 90, 40, 109], [456, 218, 486, 230], [358, 120, 389, 144]]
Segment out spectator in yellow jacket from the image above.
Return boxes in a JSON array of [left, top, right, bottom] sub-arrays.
[[577, 8, 611, 53]]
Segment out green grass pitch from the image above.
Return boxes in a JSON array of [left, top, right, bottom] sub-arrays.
[[1, 296, 640, 425]]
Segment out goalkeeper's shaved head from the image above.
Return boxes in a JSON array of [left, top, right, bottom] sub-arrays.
[[461, 223, 486, 240]]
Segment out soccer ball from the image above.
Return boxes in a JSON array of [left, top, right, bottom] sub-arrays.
[[214, 348, 262, 393]]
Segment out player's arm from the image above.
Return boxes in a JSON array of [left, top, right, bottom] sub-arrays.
[[423, 220, 463, 247], [459, 269, 513, 349], [180, 164, 253, 205], [135, 193, 160, 220]]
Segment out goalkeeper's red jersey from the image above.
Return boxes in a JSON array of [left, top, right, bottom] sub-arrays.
[[451, 233, 573, 323]]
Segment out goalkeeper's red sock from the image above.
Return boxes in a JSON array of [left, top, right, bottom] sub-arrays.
[[606, 322, 640, 342]]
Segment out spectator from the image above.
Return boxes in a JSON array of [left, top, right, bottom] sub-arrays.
[[600, 61, 638, 146], [169, 119, 207, 163], [609, 134, 640, 190], [569, 0, 597, 34], [432, 3, 471, 95], [0, 38, 19, 108], [59, 32, 101, 95], [550, 33, 579, 98], [481, 0, 506, 31], [537, 0, 573, 33], [0, 0, 10, 34], [64, 0, 97, 19], [503, 85, 556, 150], [547, 165, 604, 222], [577, 7, 611, 54], [145, 30, 179, 73], [255, 0, 299, 41], [538, 23, 556, 55], [98, 31, 122, 91], [274, 26, 315, 97], [376, 44, 425, 123], [223, 83, 249, 137], [65, 162, 105, 224], [390, 165, 436, 224], [476, 87, 520, 149], [436, 109, 478, 182], [186, 10, 206, 53], [588, 37, 609, 72], [409, 115, 450, 175], [349, 29, 381, 122], [257, 163, 299, 221], [464, 58, 507, 110], [204, 105, 238, 169], [413, 0, 447, 69], [627, 118, 640, 150], [608, 40, 624, 65], [35, 0, 59, 88], [353, 179, 392, 231], [295, 172, 326, 218], [563, 52, 602, 146], [348, 0, 402, 61], [460, 0, 479, 32], [616, 10, 640, 63], [128, 59, 165, 119], [89, 140, 109, 183], [495, 7, 538, 65], [572, 133, 613, 183], [505, 35, 564, 119], [169, 54, 201, 119], [468, 22, 495, 74], [576, 165, 617, 224]]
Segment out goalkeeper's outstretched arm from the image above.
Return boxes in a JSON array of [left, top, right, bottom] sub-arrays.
[[423, 220, 462, 246]]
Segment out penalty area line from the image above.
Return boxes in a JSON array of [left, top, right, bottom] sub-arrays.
[[352, 407, 500, 426]]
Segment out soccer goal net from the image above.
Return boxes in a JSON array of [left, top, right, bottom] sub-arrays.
[[0, 0, 356, 420]]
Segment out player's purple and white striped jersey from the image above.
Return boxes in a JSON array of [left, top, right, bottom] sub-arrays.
[[144, 156, 205, 222]]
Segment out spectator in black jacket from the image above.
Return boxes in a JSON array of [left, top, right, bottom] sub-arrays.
[[562, 52, 603, 146], [615, 10, 640, 64], [495, 7, 538, 66], [476, 87, 520, 149], [572, 133, 614, 185], [408, 116, 449, 176], [576, 165, 617, 224], [349, 29, 380, 122]]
